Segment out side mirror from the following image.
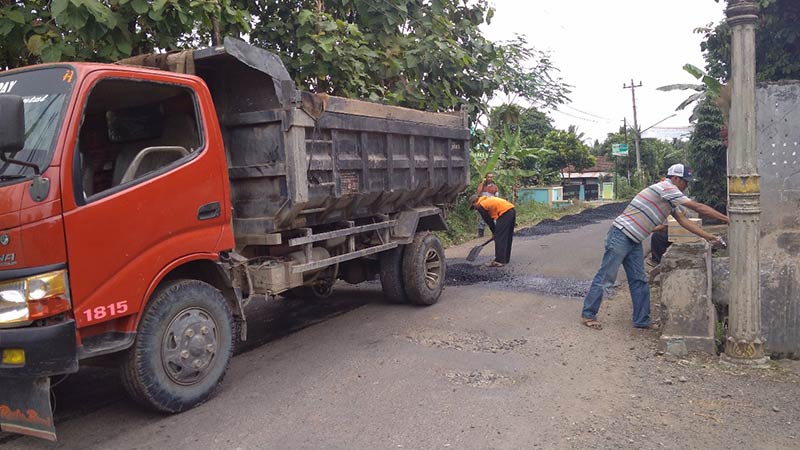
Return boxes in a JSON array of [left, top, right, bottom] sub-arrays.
[[0, 95, 25, 155]]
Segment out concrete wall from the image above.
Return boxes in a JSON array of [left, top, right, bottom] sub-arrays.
[[756, 81, 800, 357]]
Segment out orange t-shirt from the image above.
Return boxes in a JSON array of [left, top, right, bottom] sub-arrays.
[[476, 196, 514, 220]]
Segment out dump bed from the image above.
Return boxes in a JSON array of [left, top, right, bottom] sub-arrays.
[[168, 38, 470, 242]]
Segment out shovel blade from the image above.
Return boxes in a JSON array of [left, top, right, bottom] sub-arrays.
[[0, 377, 56, 441], [466, 245, 483, 262]]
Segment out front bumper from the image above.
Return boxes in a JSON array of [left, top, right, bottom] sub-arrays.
[[0, 319, 78, 377]]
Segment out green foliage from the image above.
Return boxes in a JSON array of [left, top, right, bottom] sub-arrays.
[[657, 64, 723, 121], [2, 1, 571, 146], [488, 104, 554, 149], [469, 126, 556, 198], [595, 128, 685, 185], [687, 100, 727, 213], [438, 195, 584, 247], [0, 0, 251, 68], [703, 0, 800, 82], [614, 177, 641, 200], [542, 129, 595, 175], [517, 108, 555, 150], [246, 1, 571, 116]]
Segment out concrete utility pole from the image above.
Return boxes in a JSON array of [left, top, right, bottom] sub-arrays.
[[622, 118, 630, 180], [724, 0, 767, 365], [623, 80, 643, 183]]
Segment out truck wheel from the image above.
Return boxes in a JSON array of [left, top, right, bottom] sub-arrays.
[[120, 279, 234, 413], [380, 247, 408, 303], [402, 232, 445, 305]]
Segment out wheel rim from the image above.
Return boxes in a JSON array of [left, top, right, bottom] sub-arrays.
[[161, 307, 219, 386], [424, 248, 443, 290]]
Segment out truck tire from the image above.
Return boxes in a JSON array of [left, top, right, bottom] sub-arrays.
[[120, 279, 234, 413], [402, 232, 445, 305], [380, 247, 408, 303]]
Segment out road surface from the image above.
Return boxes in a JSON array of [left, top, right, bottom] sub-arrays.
[[4, 207, 799, 449]]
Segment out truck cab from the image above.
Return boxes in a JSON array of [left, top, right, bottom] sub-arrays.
[[0, 64, 233, 439]]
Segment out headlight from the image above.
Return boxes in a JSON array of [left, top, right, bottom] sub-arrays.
[[0, 280, 28, 324], [0, 270, 70, 327]]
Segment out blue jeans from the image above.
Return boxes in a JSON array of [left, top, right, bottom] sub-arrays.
[[582, 226, 651, 327]]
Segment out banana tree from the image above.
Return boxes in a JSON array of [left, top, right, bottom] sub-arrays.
[[657, 63, 723, 122], [471, 126, 555, 201]]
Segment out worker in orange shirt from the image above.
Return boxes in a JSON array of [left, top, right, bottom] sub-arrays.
[[468, 194, 516, 267]]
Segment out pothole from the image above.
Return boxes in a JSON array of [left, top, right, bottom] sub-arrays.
[[408, 330, 527, 354], [444, 370, 522, 388]]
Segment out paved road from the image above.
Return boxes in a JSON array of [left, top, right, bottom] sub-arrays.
[[6, 216, 799, 449]]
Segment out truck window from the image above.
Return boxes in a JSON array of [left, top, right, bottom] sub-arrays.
[[76, 79, 202, 199], [0, 67, 73, 181]]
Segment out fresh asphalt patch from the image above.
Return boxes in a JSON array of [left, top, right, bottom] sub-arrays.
[[446, 263, 594, 298], [446, 202, 628, 297]]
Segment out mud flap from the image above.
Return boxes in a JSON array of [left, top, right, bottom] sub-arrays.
[[0, 377, 56, 441]]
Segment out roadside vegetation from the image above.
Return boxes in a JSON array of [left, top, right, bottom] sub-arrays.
[[438, 195, 588, 248]]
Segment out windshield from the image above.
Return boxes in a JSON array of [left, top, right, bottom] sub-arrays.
[[0, 67, 73, 179]]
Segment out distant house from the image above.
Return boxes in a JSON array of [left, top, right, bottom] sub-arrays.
[[560, 156, 615, 201]]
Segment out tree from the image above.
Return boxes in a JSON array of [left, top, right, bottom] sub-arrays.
[[469, 126, 555, 197], [542, 129, 595, 177], [657, 63, 723, 122], [246, 1, 571, 117], [1, 1, 571, 122], [487, 103, 554, 149], [681, 0, 800, 213], [688, 100, 728, 213], [0, 0, 250, 69], [701, 0, 800, 82], [596, 128, 686, 186]]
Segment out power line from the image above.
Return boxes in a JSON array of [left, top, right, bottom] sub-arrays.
[[562, 104, 614, 122], [550, 108, 601, 123]]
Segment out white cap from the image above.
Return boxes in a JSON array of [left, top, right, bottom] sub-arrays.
[[666, 163, 693, 182]]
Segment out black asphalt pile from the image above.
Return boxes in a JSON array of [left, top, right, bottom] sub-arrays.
[[515, 202, 629, 237], [446, 263, 513, 286]]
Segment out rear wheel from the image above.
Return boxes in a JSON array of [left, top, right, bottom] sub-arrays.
[[402, 232, 445, 305], [120, 279, 233, 413], [380, 247, 408, 303]]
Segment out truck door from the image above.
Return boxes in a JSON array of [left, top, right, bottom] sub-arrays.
[[62, 74, 228, 332]]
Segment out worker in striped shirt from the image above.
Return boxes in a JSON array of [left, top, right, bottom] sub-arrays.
[[581, 164, 730, 330]]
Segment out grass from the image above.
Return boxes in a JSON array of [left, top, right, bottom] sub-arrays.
[[437, 196, 591, 248]]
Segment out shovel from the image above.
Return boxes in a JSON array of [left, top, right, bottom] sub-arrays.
[[466, 237, 494, 262]]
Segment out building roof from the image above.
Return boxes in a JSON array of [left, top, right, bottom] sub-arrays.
[[562, 155, 615, 174]]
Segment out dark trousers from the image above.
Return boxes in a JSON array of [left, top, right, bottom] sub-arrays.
[[494, 208, 516, 264], [651, 230, 670, 263]]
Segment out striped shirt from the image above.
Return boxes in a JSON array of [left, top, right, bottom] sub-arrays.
[[613, 179, 690, 243]]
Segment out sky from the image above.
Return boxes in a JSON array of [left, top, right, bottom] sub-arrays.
[[482, 0, 727, 143]]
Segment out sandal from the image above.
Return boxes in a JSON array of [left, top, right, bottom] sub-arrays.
[[485, 260, 504, 267], [581, 317, 603, 330]]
